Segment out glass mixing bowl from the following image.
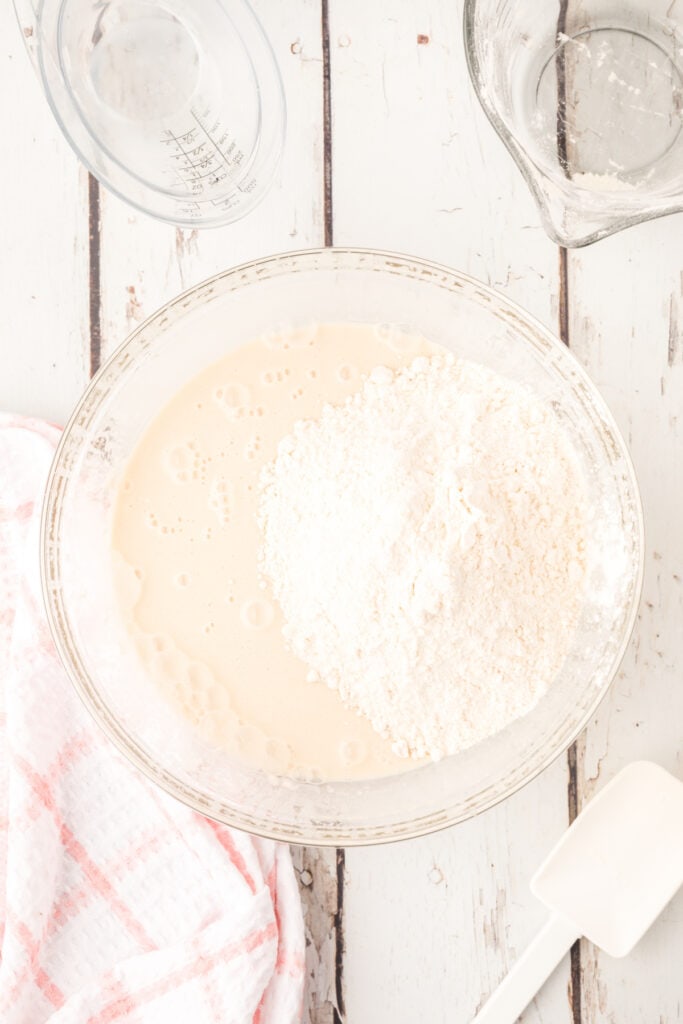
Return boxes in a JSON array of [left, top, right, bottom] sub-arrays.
[[41, 249, 643, 846]]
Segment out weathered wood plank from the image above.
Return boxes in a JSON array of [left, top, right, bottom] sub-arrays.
[[328, 0, 559, 324], [1, 6, 90, 422], [96, 0, 326, 361], [342, 783, 575, 1024], [327, 1, 573, 1021], [566, 216, 683, 1023]]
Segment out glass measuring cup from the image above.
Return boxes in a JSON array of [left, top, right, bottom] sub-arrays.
[[14, 0, 285, 227], [464, 0, 683, 246]]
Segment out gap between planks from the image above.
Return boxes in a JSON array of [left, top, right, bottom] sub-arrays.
[[321, 0, 334, 248], [559, 245, 582, 1024], [555, 1, 582, 1019], [321, 2, 345, 1021], [88, 173, 102, 378]]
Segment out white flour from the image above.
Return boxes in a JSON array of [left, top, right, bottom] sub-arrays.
[[571, 171, 637, 193], [258, 354, 588, 761]]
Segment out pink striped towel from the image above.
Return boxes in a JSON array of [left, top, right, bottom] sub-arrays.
[[0, 415, 305, 1023]]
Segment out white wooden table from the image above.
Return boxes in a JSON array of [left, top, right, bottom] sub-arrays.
[[4, 3, 683, 1021]]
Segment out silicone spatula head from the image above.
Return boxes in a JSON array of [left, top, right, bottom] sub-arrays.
[[531, 761, 683, 957]]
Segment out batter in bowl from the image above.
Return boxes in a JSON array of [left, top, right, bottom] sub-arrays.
[[112, 323, 439, 780]]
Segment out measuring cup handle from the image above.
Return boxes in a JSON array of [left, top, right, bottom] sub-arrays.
[[470, 913, 579, 1024]]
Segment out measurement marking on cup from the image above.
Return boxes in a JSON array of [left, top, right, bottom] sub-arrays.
[[161, 131, 206, 186], [190, 110, 244, 170], [160, 114, 245, 199], [162, 132, 221, 188]]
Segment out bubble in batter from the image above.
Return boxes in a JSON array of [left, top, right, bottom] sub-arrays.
[[240, 599, 274, 630], [336, 364, 357, 383]]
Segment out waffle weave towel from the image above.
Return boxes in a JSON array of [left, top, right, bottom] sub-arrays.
[[0, 414, 305, 1023]]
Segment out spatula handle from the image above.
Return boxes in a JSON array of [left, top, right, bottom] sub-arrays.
[[471, 913, 579, 1024]]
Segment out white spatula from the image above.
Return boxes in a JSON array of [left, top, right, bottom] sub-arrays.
[[472, 761, 683, 1024]]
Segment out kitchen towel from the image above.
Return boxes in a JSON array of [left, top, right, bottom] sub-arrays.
[[0, 414, 305, 1023]]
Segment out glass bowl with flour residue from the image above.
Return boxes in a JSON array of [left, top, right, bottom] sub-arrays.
[[41, 248, 643, 845]]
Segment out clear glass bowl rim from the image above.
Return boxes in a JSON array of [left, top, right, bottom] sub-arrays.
[[40, 246, 645, 846]]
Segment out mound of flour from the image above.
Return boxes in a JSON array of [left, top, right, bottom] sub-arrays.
[[258, 354, 587, 760]]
